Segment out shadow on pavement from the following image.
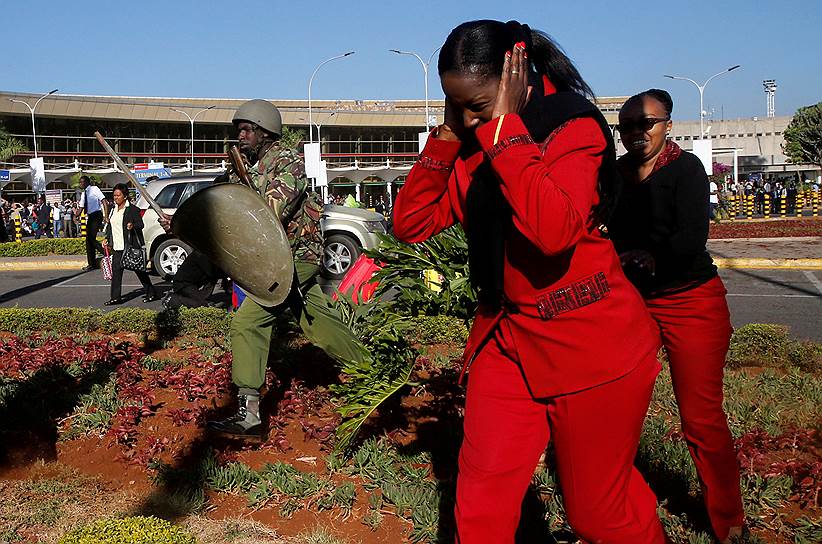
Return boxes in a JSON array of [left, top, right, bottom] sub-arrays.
[[0, 271, 85, 304], [713, 249, 821, 298]]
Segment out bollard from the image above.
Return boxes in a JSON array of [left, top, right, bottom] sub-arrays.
[[14, 216, 22, 243], [727, 195, 735, 221], [80, 211, 87, 238], [763, 194, 771, 219], [780, 195, 787, 217], [796, 192, 803, 218], [814, 192, 820, 217], [746, 195, 754, 220]]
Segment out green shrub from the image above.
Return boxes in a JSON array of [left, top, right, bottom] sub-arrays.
[[0, 238, 88, 257], [0, 307, 231, 338], [0, 307, 101, 336], [727, 324, 791, 368], [787, 340, 822, 372], [58, 516, 195, 544], [406, 315, 469, 345]]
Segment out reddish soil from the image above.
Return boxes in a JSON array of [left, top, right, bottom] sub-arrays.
[[709, 217, 822, 238], [2, 334, 819, 542]]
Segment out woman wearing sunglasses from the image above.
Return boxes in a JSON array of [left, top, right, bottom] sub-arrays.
[[394, 20, 668, 544], [609, 89, 744, 543]]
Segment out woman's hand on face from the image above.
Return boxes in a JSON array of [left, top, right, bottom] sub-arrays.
[[619, 249, 656, 276], [436, 98, 463, 142], [491, 42, 531, 120]]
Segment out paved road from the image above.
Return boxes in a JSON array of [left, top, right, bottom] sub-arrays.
[[1, 267, 820, 341]]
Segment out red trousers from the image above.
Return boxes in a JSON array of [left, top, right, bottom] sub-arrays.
[[645, 276, 744, 540], [455, 326, 667, 544]]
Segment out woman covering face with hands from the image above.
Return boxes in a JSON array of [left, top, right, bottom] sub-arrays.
[[394, 20, 668, 543]]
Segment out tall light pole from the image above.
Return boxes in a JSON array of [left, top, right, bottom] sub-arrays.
[[9, 88, 58, 158], [389, 47, 441, 130], [664, 65, 740, 139], [171, 105, 215, 174], [308, 52, 354, 144], [300, 111, 337, 143]]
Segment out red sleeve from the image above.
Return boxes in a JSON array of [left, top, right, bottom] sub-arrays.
[[392, 132, 462, 243], [475, 115, 606, 256]]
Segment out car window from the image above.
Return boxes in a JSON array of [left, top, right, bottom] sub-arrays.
[[177, 181, 212, 207], [154, 184, 188, 208]]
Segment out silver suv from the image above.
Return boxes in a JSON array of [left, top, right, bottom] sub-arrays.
[[320, 204, 387, 280], [136, 175, 217, 279]]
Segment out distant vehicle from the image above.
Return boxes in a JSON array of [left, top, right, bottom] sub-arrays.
[[320, 204, 387, 280], [135, 175, 217, 279]]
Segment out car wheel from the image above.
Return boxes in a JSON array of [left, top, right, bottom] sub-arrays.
[[153, 238, 191, 280], [323, 234, 360, 280]]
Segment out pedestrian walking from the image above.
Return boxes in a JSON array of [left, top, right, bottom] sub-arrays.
[[102, 183, 156, 305], [78, 175, 108, 270], [51, 200, 63, 238], [609, 89, 745, 544]]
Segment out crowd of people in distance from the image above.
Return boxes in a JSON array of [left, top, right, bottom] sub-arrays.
[[0, 195, 86, 242], [723, 177, 820, 215]]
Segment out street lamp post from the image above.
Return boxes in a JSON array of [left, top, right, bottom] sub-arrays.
[[664, 65, 740, 139], [9, 89, 58, 158], [308, 52, 355, 144], [300, 112, 337, 144], [389, 47, 441, 130], [171, 105, 215, 174]]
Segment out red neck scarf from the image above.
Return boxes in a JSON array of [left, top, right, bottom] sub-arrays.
[[650, 140, 682, 175]]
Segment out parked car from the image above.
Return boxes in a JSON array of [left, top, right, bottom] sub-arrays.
[[135, 175, 217, 279], [320, 204, 388, 280]]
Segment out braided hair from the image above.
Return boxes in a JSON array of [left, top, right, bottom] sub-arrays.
[[625, 89, 674, 116]]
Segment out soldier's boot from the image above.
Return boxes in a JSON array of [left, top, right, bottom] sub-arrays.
[[206, 388, 264, 438]]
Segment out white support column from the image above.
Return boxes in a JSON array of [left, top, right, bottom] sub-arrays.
[[386, 181, 393, 207], [355, 182, 361, 202], [733, 149, 739, 186]]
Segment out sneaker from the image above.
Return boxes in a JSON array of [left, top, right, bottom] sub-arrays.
[[206, 389, 264, 438]]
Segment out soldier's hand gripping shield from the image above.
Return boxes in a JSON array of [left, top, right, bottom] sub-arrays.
[[172, 184, 293, 307]]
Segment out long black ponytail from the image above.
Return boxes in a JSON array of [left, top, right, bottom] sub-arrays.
[[438, 19, 594, 99]]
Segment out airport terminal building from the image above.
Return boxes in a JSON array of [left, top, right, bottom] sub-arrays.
[[0, 90, 815, 205]]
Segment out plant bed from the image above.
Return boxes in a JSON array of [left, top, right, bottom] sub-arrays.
[[1, 323, 820, 543], [709, 217, 822, 239]]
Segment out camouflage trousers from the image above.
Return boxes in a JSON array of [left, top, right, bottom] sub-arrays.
[[230, 262, 370, 390]]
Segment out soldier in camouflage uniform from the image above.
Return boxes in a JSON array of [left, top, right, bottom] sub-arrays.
[[207, 99, 371, 438]]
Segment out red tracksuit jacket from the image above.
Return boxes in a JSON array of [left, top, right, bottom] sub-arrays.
[[393, 114, 660, 397]]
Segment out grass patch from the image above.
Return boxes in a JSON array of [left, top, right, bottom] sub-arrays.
[[0, 237, 87, 257]]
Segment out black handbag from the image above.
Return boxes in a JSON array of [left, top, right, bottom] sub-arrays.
[[121, 228, 146, 272]]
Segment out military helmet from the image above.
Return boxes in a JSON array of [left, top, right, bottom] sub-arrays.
[[232, 99, 282, 137]]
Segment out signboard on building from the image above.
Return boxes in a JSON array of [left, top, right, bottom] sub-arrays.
[[131, 162, 171, 184], [315, 160, 328, 187], [45, 189, 62, 205], [692, 139, 713, 176], [30, 157, 46, 193], [304, 143, 321, 179], [0, 170, 10, 183]]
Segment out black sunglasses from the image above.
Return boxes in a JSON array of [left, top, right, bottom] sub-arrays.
[[616, 117, 670, 133]]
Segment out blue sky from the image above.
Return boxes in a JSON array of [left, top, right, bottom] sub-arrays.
[[5, 0, 821, 120]]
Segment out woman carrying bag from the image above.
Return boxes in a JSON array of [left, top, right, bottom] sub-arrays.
[[102, 183, 156, 305]]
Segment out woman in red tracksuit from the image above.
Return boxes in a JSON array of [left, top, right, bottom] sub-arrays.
[[609, 89, 745, 543], [393, 20, 668, 543]]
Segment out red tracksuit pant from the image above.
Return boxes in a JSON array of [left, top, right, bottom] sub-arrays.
[[645, 276, 744, 541], [455, 329, 668, 543]]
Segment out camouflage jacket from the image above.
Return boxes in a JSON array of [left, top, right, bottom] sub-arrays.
[[230, 143, 323, 265]]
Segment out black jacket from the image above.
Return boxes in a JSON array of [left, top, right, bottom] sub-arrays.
[[105, 202, 145, 249], [609, 151, 717, 298]]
